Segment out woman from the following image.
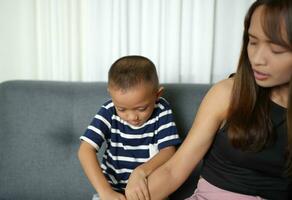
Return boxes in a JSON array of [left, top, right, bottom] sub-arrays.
[[125, 0, 292, 199]]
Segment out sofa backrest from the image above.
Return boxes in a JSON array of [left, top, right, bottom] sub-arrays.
[[0, 80, 211, 200]]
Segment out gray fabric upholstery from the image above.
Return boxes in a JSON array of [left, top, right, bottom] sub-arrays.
[[0, 80, 211, 200]]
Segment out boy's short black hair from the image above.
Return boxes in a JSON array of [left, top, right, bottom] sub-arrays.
[[108, 55, 159, 90]]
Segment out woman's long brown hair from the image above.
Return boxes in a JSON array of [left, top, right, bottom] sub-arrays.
[[287, 78, 292, 175], [226, 0, 292, 175]]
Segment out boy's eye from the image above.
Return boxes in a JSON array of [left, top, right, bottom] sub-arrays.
[[117, 108, 125, 112], [138, 107, 147, 112]]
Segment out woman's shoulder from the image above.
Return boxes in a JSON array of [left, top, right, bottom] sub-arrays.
[[201, 78, 233, 119], [208, 78, 233, 99]]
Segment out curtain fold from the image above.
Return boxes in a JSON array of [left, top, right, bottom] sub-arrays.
[[0, 0, 255, 83], [35, 0, 82, 80]]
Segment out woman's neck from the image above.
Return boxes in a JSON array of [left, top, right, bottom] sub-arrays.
[[271, 84, 289, 108]]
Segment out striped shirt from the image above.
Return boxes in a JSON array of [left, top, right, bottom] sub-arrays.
[[80, 97, 181, 191]]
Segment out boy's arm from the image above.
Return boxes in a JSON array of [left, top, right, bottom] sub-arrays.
[[125, 146, 176, 200], [78, 141, 126, 200]]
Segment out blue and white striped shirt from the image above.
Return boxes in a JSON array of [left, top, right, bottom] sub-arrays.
[[80, 97, 181, 191]]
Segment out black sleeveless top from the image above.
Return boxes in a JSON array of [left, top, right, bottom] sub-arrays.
[[201, 101, 292, 200]]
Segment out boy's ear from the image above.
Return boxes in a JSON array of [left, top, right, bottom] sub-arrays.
[[156, 86, 164, 99]]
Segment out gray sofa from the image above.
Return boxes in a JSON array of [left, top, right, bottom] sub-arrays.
[[0, 80, 211, 200]]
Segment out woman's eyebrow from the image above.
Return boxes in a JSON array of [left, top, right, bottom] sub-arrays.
[[248, 32, 274, 43]]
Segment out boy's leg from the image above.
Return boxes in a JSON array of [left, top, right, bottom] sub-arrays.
[[92, 193, 100, 200]]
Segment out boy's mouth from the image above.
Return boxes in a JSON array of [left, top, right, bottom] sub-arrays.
[[129, 120, 142, 126]]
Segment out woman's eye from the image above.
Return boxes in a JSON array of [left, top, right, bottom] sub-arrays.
[[271, 50, 286, 54], [270, 44, 288, 54], [248, 40, 257, 46]]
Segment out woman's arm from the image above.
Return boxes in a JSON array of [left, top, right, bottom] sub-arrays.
[[125, 146, 176, 200], [147, 79, 233, 200]]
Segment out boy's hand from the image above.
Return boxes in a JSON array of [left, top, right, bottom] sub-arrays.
[[100, 188, 127, 200], [125, 167, 150, 200]]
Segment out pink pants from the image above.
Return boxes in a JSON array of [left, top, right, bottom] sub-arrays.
[[185, 178, 266, 200]]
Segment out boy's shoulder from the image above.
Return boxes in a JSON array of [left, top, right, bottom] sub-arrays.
[[152, 97, 173, 117], [97, 99, 115, 115], [100, 99, 114, 109], [156, 97, 171, 110]]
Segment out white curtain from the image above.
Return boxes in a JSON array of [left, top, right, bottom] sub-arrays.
[[0, 0, 255, 83]]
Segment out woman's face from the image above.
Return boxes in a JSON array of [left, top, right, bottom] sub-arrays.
[[247, 6, 292, 88]]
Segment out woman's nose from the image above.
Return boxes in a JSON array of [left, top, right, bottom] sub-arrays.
[[252, 45, 267, 66]]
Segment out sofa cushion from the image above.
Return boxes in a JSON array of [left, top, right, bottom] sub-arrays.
[[0, 80, 210, 200]]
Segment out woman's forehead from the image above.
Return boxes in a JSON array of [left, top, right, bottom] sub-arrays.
[[250, 5, 290, 48]]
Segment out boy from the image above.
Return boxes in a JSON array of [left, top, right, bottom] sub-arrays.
[[78, 55, 181, 200]]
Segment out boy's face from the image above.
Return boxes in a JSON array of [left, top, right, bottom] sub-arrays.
[[108, 83, 163, 127]]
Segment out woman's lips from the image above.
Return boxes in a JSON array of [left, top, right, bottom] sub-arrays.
[[253, 69, 269, 81]]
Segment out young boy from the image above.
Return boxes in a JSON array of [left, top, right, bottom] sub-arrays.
[[78, 55, 181, 200]]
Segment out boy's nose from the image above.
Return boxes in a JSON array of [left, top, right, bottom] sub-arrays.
[[127, 112, 138, 121]]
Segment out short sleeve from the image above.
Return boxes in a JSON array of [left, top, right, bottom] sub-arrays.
[[154, 98, 181, 150], [80, 102, 113, 151]]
